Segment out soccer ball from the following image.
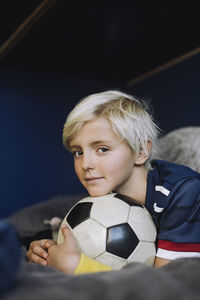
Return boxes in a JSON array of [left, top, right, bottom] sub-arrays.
[[57, 193, 157, 270]]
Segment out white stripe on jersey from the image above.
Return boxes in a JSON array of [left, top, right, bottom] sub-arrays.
[[156, 248, 200, 260], [155, 185, 170, 196]]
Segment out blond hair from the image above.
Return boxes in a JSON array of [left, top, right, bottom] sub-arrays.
[[63, 90, 160, 169]]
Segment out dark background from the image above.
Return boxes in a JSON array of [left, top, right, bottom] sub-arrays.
[[0, 1, 199, 217], [0, 0, 199, 82]]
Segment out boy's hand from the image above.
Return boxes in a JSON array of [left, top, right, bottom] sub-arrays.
[[47, 226, 80, 274], [27, 239, 56, 265]]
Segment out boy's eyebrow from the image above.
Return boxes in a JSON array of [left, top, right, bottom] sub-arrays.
[[90, 140, 111, 146], [69, 144, 82, 150], [70, 140, 111, 149]]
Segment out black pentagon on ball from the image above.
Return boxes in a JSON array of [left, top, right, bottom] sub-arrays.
[[114, 193, 143, 207], [66, 202, 93, 229], [106, 223, 139, 259]]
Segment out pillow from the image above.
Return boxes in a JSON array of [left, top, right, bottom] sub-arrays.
[[157, 126, 200, 172]]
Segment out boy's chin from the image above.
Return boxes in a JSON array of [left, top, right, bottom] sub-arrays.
[[88, 190, 113, 197]]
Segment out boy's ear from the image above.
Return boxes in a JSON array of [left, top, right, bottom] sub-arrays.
[[135, 141, 152, 166]]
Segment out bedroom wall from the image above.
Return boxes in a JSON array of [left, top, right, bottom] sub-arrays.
[[129, 52, 200, 134], [0, 52, 199, 218]]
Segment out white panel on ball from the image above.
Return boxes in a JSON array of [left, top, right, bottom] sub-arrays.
[[127, 241, 156, 266], [128, 207, 157, 242], [90, 194, 130, 227], [73, 219, 107, 258], [96, 251, 127, 270]]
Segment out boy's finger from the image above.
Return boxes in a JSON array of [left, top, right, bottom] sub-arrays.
[[40, 239, 55, 249], [61, 226, 73, 241], [44, 240, 56, 248], [32, 245, 48, 259], [30, 253, 47, 265]]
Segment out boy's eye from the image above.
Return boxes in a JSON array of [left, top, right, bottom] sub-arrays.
[[72, 151, 83, 157], [97, 147, 109, 153]]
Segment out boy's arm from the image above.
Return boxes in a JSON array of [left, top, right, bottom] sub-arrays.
[[154, 257, 171, 268]]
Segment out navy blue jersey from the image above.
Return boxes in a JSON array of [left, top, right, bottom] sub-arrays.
[[145, 160, 200, 260]]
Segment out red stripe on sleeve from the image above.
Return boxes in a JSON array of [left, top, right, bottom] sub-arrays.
[[158, 240, 200, 252]]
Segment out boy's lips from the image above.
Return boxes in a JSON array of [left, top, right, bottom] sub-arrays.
[[85, 177, 104, 183]]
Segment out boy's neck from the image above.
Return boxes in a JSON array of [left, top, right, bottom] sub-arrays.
[[116, 165, 148, 205]]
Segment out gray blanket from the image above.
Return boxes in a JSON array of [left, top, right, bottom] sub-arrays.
[[3, 257, 200, 300]]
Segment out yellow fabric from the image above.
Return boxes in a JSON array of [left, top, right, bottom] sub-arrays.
[[74, 253, 112, 274]]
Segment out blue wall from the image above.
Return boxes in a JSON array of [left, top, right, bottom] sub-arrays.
[[130, 53, 200, 133], [0, 52, 199, 218]]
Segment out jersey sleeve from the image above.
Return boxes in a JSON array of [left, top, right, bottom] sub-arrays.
[[156, 178, 200, 260], [74, 254, 112, 274]]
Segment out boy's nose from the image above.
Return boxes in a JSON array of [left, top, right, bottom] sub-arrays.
[[82, 154, 95, 170]]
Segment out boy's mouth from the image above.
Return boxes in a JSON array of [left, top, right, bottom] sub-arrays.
[[85, 177, 104, 183]]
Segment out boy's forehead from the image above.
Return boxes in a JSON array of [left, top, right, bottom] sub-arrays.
[[75, 117, 114, 136], [69, 118, 120, 148]]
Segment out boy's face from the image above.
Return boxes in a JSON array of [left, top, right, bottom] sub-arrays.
[[69, 117, 137, 197]]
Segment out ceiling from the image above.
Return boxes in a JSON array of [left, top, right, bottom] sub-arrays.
[[0, 0, 199, 84]]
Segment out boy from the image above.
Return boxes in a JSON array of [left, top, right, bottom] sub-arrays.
[[27, 90, 200, 274]]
